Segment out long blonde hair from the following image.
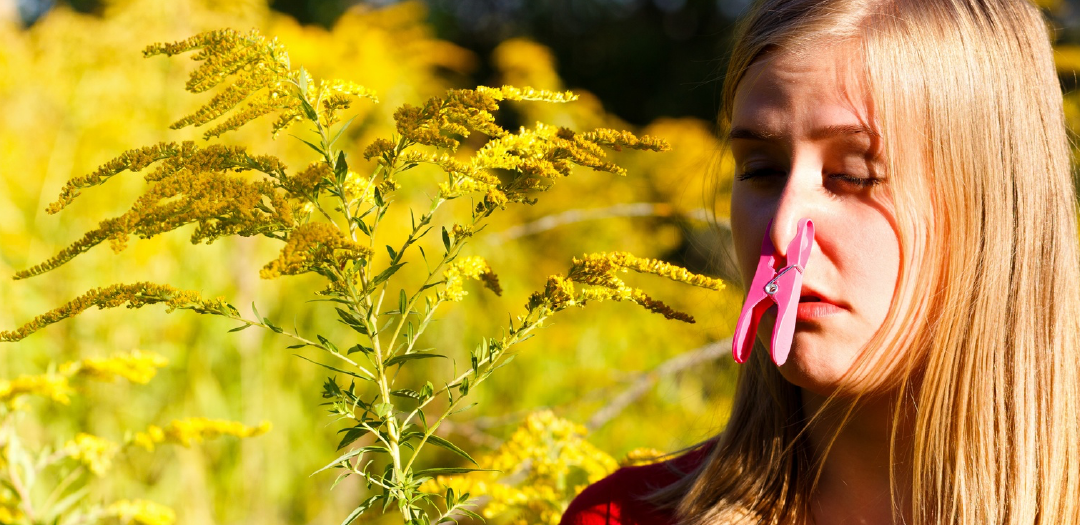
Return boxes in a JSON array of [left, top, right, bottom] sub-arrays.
[[655, 1, 1080, 523]]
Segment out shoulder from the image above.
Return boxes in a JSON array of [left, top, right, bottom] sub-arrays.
[[559, 445, 711, 525]]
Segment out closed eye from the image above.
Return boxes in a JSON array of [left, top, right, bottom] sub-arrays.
[[828, 173, 884, 189]]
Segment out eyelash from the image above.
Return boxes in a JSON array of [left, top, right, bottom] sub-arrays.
[[736, 169, 884, 188]]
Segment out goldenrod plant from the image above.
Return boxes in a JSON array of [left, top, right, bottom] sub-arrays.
[[0, 27, 721, 524], [0, 349, 268, 525]]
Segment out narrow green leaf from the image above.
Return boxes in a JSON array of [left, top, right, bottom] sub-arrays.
[[294, 354, 373, 381], [317, 335, 340, 354], [347, 344, 373, 355], [341, 495, 380, 525], [441, 227, 451, 252], [286, 343, 307, 350], [228, 324, 252, 333], [355, 218, 371, 236], [299, 96, 319, 122], [371, 262, 406, 288], [398, 289, 408, 315], [390, 389, 420, 400], [458, 508, 484, 521], [373, 186, 384, 207], [386, 244, 398, 261], [385, 353, 445, 367], [426, 435, 479, 466], [251, 302, 261, 320], [328, 114, 359, 149], [335, 151, 348, 181]]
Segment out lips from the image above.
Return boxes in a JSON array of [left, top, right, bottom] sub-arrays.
[[795, 289, 844, 320]]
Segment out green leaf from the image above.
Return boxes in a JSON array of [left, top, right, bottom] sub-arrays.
[[312, 445, 387, 475], [295, 354, 373, 381], [390, 389, 420, 400], [286, 343, 308, 350], [420, 381, 434, 400], [371, 262, 406, 288], [335, 308, 369, 334], [293, 136, 325, 156], [328, 114, 359, 149], [299, 95, 319, 122], [373, 186, 385, 207], [426, 435, 478, 466], [228, 324, 252, 333], [335, 151, 348, 182], [355, 218, 371, 236], [442, 227, 451, 252], [373, 403, 393, 418], [385, 353, 445, 367], [251, 302, 261, 320], [386, 245, 398, 261], [336, 426, 366, 450], [399, 289, 408, 315], [341, 495, 380, 525], [347, 344, 373, 355], [317, 335, 340, 354], [457, 508, 484, 522]]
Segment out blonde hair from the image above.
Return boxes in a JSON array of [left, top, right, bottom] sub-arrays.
[[654, 1, 1080, 523]]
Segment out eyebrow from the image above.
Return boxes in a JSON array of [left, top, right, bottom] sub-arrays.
[[728, 124, 879, 141]]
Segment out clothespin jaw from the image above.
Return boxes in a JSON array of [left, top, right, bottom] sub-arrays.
[[731, 218, 815, 366]]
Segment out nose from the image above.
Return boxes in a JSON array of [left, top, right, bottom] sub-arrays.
[[768, 164, 819, 263]]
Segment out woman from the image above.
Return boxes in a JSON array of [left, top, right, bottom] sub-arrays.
[[561, 0, 1080, 524]]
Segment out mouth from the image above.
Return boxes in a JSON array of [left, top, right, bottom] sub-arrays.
[[794, 291, 843, 320]]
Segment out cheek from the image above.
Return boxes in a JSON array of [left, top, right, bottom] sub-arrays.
[[832, 213, 900, 315]]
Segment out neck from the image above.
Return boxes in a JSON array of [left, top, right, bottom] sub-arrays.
[[802, 388, 914, 525]]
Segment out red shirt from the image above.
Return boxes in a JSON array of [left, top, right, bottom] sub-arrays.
[[560, 446, 710, 525]]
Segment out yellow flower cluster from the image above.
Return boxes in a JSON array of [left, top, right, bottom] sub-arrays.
[[0, 350, 169, 409], [144, 29, 293, 138], [19, 141, 296, 280], [260, 222, 374, 278], [439, 256, 502, 302], [64, 433, 119, 476], [526, 252, 724, 323], [133, 418, 271, 451], [61, 350, 169, 385], [145, 29, 377, 139], [620, 447, 666, 467], [105, 499, 176, 525], [422, 411, 618, 525], [45, 141, 286, 215], [427, 117, 669, 212], [0, 373, 73, 406], [0, 283, 232, 342]]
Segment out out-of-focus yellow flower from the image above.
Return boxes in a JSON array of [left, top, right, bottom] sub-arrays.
[[64, 433, 119, 476], [423, 411, 618, 525], [439, 256, 501, 302], [620, 447, 666, 467], [106, 499, 176, 525], [62, 349, 168, 384], [134, 418, 270, 450], [0, 373, 74, 406]]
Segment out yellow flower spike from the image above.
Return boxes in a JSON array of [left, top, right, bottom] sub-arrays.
[[105, 499, 176, 525], [64, 433, 119, 476], [439, 256, 502, 302], [64, 349, 168, 385], [0, 283, 234, 342], [133, 425, 165, 452], [0, 373, 74, 405], [159, 418, 270, 447], [261, 222, 374, 279]]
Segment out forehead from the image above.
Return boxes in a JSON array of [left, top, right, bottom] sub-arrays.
[[731, 45, 873, 136]]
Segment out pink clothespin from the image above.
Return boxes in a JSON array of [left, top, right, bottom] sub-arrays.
[[732, 218, 815, 366]]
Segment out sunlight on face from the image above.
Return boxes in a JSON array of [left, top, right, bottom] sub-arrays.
[[729, 44, 900, 395]]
